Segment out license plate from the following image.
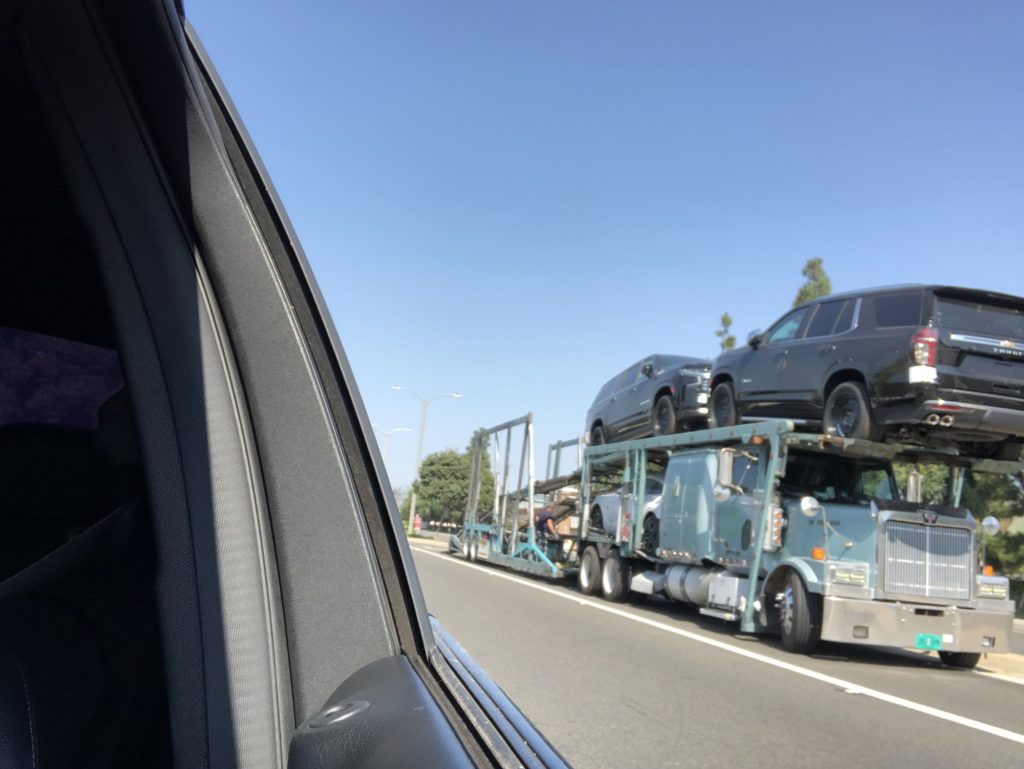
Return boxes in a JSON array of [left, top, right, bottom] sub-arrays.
[[915, 633, 942, 651]]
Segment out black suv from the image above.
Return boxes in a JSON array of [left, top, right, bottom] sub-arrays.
[[709, 285, 1024, 459], [586, 355, 711, 444]]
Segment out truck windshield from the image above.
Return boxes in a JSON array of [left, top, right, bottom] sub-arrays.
[[933, 295, 1024, 340], [780, 452, 896, 506]]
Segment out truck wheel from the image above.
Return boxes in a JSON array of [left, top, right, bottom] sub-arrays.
[[938, 651, 981, 669], [600, 550, 631, 602], [641, 513, 659, 553], [578, 546, 601, 595], [823, 382, 879, 440], [709, 382, 737, 428], [652, 395, 677, 436], [779, 572, 821, 654], [591, 425, 605, 445]]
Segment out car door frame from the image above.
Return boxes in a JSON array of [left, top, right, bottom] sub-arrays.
[[736, 306, 813, 417]]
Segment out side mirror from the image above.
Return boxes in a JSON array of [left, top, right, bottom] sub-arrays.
[[642, 363, 654, 378], [747, 329, 764, 349], [982, 516, 1000, 537], [800, 496, 823, 518]]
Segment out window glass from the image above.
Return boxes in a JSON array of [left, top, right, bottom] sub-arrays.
[[805, 300, 847, 338], [834, 299, 855, 334], [765, 308, 809, 344], [933, 296, 1024, 339], [873, 292, 923, 328], [782, 453, 896, 506], [732, 449, 761, 494]]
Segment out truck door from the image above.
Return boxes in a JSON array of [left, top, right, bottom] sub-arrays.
[[711, 447, 764, 557], [782, 299, 855, 418], [622, 356, 659, 433], [659, 450, 716, 556]]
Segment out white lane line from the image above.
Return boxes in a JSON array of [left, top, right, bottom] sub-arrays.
[[412, 547, 1024, 747]]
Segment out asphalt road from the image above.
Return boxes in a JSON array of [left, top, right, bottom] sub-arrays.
[[412, 546, 1024, 769]]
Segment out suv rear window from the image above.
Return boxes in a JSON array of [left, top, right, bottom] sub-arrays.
[[873, 292, 922, 328], [933, 296, 1024, 340]]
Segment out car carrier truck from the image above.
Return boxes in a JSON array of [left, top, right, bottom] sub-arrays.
[[451, 416, 1019, 667]]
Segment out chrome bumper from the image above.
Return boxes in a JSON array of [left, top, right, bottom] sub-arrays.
[[821, 595, 1015, 653]]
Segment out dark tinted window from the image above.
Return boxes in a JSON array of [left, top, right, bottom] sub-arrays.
[[834, 299, 855, 334], [806, 300, 848, 338], [873, 292, 922, 328], [933, 296, 1024, 340], [781, 453, 896, 506]]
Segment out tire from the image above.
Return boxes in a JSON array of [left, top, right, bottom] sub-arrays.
[[640, 513, 659, 553], [591, 424, 605, 446], [600, 550, 631, 602], [823, 381, 879, 440], [578, 546, 601, 595], [938, 651, 981, 669], [779, 571, 821, 654], [709, 382, 737, 428], [652, 395, 677, 436], [589, 505, 604, 533]]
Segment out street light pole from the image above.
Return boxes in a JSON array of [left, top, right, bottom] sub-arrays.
[[392, 386, 462, 535], [381, 427, 411, 464]]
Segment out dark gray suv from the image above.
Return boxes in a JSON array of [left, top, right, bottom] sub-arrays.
[[709, 285, 1024, 459], [586, 355, 710, 445]]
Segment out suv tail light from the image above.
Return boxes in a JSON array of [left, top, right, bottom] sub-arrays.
[[911, 327, 937, 366]]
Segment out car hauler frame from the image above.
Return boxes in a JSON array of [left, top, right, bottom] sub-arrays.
[[450, 413, 580, 579]]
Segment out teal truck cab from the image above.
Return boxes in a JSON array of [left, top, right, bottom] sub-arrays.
[[577, 420, 1019, 667]]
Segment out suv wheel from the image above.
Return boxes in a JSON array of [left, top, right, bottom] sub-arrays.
[[823, 382, 879, 440], [591, 425, 605, 445], [652, 395, 677, 436], [709, 382, 737, 428]]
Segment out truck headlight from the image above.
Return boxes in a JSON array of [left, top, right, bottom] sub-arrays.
[[976, 577, 1010, 600], [827, 562, 868, 586]]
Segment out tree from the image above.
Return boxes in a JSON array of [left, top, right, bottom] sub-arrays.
[[715, 312, 736, 351], [793, 257, 832, 307], [400, 443, 496, 524]]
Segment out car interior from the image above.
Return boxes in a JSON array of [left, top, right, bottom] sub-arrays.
[[0, 2, 551, 768]]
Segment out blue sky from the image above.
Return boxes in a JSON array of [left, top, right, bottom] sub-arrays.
[[189, 1, 1023, 488]]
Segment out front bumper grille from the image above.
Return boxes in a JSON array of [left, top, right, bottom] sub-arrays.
[[881, 520, 973, 602]]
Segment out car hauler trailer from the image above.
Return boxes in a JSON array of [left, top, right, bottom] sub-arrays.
[[449, 413, 583, 579], [575, 420, 1020, 667]]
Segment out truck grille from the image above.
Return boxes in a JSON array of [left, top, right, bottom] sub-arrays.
[[882, 521, 973, 602]]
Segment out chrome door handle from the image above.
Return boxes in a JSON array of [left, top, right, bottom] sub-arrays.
[[820, 344, 836, 353]]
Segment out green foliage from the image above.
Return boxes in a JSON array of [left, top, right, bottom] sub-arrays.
[[892, 462, 1024, 578], [986, 532, 1024, 578], [715, 312, 736, 351], [892, 463, 952, 505], [400, 443, 496, 523], [792, 257, 832, 307]]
